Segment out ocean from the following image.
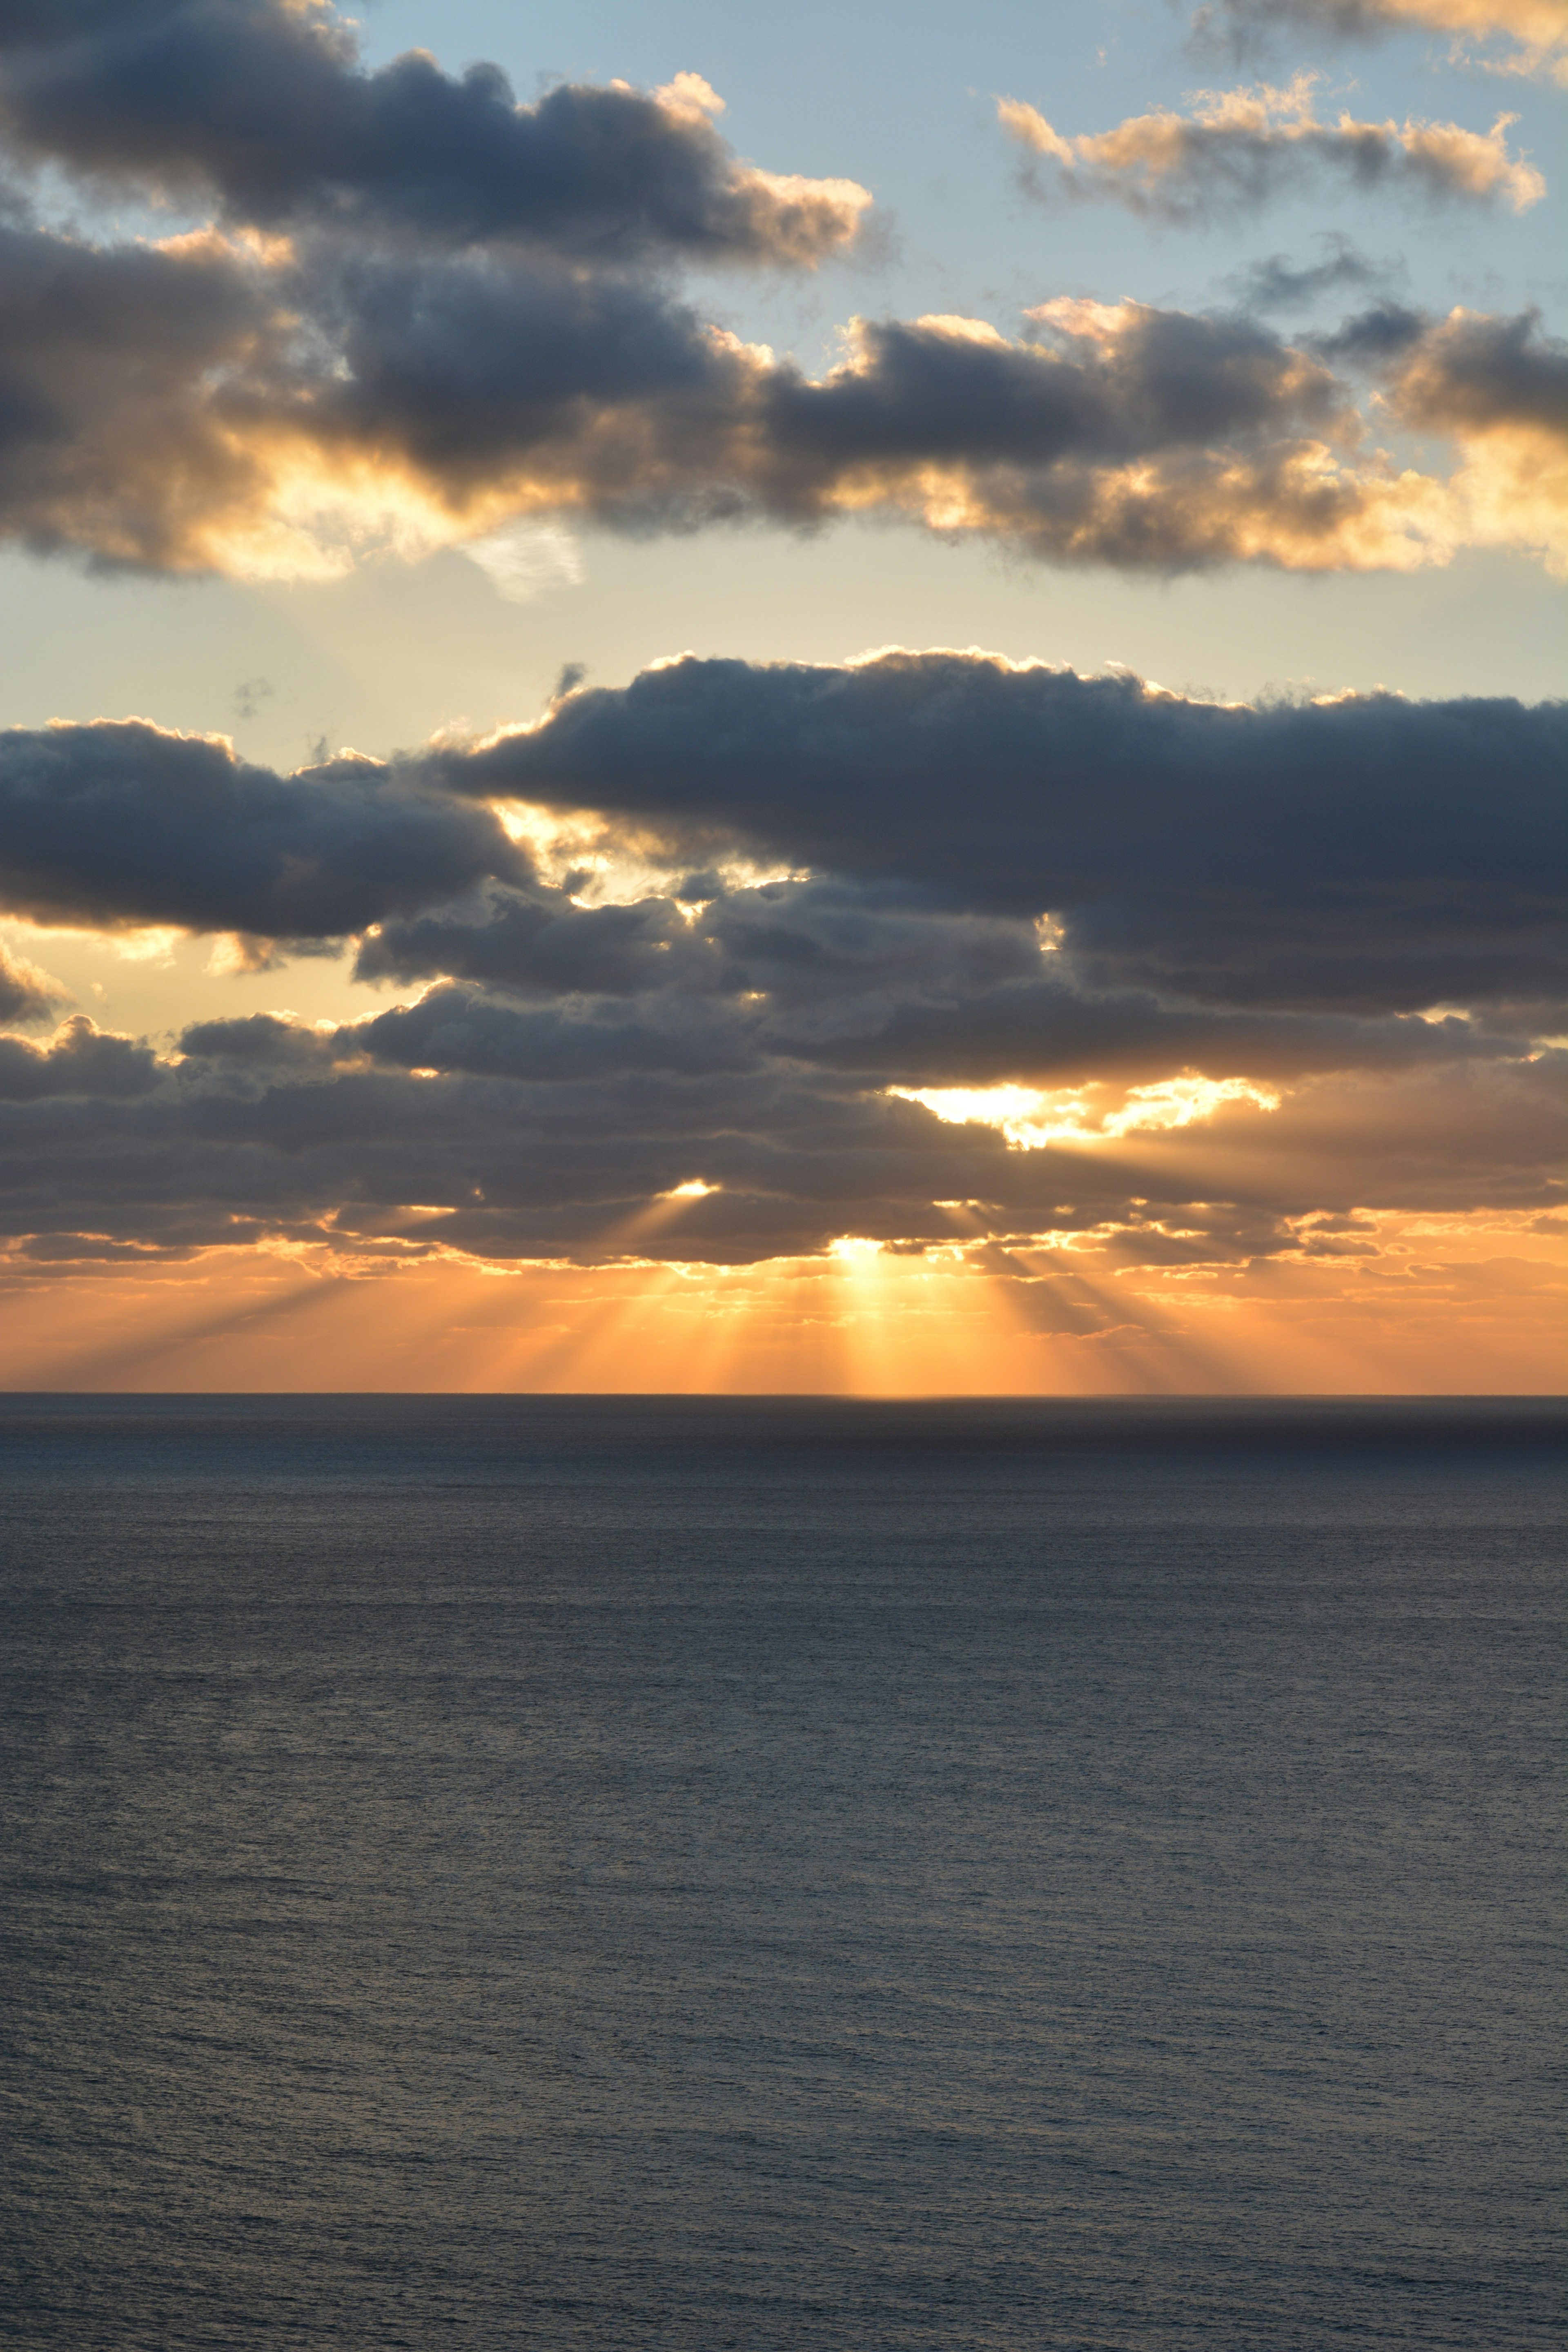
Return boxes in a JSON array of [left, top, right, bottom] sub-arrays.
[[0, 1396, 1561, 2349]]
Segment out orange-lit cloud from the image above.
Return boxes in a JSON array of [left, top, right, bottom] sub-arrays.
[[1193, 0, 1568, 84], [999, 76, 1545, 218], [0, 194, 1562, 581], [889, 1076, 1283, 1146]]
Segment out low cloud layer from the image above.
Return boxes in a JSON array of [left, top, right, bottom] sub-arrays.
[[447, 652, 1565, 1016], [0, 655, 1557, 1272], [5, 660, 1559, 1018], [999, 76, 1545, 220]]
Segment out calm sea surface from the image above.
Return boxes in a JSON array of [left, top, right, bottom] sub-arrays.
[[0, 1396, 1561, 2349]]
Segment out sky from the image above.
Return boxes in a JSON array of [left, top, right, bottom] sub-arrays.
[[0, 0, 1561, 1392]]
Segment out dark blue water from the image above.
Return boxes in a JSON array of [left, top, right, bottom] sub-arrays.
[[1, 1396, 1561, 2349]]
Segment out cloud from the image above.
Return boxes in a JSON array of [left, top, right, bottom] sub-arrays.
[[0, 1031, 1555, 1274], [4, 660, 1555, 1047], [998, 76, 1545, 221], [0, 653, 1546, 1271], [0, 936, 67, 1025], [0, 716, 526, 938], [0, 7, 1555, 583], [0, 1015, 162, 1100], [0, 178, 1557, 578], [1227, 234, 1398, 314], [443, 651, 1566, 1017], [0, 6, 870, 265], [460, 522, 584, 602], [1329, 303, 1568, 575], [1189, 0, 1568, 85]]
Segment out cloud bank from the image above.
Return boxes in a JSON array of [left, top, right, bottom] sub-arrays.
[[3, 220, 1563, 576], [0, 656, 1558, 1273]]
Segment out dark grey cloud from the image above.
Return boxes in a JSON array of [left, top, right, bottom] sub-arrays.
[[2, 652, 1551, 1267], [1385, 303, 1568, 434], [347, 986, 757, 1085], [1311, 300, 1431, 367], [441, 653, 1566, 1016], [1191, 0, 1417, 45], [750, 304, 1348, 499], [0, 1014, 161, 1099], [0, 213, 284, 570], [0, 717, 525, 937], [354, 876, 1044, 1019], [0, 2, 868, 265], [3, 659, 1555, 1058], [1229, 235, 1394, 316], [780, 980, 1507, 1085], [2, 162, 1540, 578], [0, 1040, 1558, 1270], [1, 200, 1409, 576], [353, 886, 717, 1000], [187, 965, 1494, 1100]]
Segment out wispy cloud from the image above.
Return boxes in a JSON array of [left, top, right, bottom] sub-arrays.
[[1190, 0, 1568, 86], [998, 75, 1545, 220]]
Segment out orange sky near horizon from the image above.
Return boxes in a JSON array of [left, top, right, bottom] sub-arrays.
[[3, 1207, 1560, 1395]]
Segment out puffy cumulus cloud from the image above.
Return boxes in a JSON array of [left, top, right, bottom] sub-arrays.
[[0, 716, 526, 940], [445, 652, 1566, 1018], [0, 209, 759, 576], [354, 876, 1050, 1022], [0, 3, 863, 577], [0, 1015, 163, 1100], [0, 936, 67, 1025], [737, 304, 1445, 575], [998, 76, 1545, 221], [784, 983, 1513, 1087], [0, 182, 1557, 577], [0, 4, 869, 265], [1323, 303, 1568, 574], [0, 215, 293, 573], [1190, 0, 1568, 84], [341, 884, 1533, 1095], [4, 660, 1556, 1034]]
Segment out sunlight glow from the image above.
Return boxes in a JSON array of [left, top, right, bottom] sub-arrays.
[[1, 1201, 1559, 1395], [891, 1075, 1281, 1146]]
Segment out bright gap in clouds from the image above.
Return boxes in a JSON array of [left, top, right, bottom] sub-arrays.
[[892, 1076, 1283, 1147]]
